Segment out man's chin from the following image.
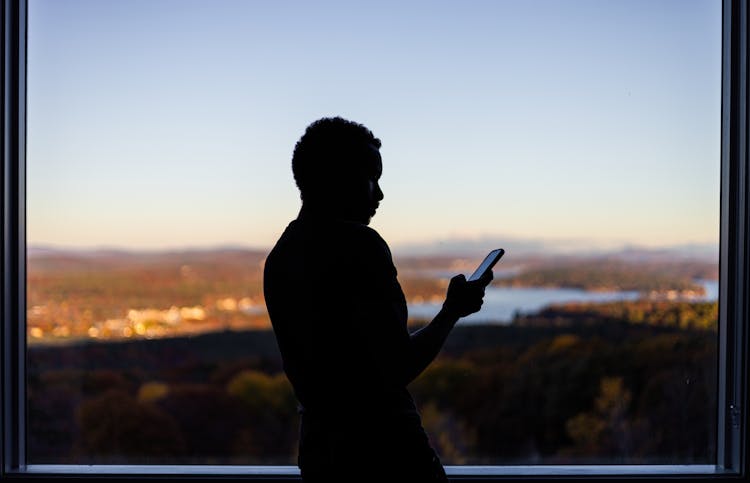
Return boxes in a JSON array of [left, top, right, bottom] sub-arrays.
[[356, 208, 377, 225]]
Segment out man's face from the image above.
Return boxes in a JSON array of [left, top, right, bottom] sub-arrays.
[[348, 144, 384, 225]]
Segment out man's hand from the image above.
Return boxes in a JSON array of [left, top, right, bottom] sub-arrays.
[[442, 270, 493, 318]]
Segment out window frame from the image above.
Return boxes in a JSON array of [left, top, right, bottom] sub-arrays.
[[2, 0, 747, 480]]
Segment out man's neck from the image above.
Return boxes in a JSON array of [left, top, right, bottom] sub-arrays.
[[298, 203, 363, 224]]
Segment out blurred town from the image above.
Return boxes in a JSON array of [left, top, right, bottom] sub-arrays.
[[26, 247, 717, 344]]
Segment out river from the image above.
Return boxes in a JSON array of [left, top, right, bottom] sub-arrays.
[[407, 279, 719, 325]]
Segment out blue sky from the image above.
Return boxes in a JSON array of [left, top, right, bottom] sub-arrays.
[[27, 0, 721, 252]]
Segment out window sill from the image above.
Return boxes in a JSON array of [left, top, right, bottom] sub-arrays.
[[16, 464, 733, 477]]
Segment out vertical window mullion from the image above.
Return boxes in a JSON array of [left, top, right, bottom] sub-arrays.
[[719, 0, 748, 474], [2, 0, 26, 474]]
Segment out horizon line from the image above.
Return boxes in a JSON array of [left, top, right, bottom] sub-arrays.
[[26, 239, 720, 257]]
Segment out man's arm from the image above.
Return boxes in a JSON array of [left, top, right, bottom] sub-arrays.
[[401, 272, 493, 385], [350, 225, 492, 387]]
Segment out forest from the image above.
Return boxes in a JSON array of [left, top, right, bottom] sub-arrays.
[[27, 299, 717, 465]]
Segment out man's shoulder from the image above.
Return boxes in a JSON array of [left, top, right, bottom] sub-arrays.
[[265, 221, 294, 255], [265, 218, 392, 272], [340, 221, 387, 246], [291, 217, 389, 252], [264, 221, 302, 274]]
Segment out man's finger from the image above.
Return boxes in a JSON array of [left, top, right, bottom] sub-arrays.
[[469, 271, 492, 287]]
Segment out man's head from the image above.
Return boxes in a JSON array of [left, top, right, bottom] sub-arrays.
[[292, 117, 384, 224]]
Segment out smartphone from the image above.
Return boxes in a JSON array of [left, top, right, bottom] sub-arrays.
[[467, 248, 505, 281]]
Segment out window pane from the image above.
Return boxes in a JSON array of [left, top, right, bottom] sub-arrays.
[[26, 0, 720, 465]]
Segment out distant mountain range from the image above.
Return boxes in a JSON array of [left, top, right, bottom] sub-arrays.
[[27, 244, 268, 259], [28, 237, 719, 263], [390, 236, 719, 261]]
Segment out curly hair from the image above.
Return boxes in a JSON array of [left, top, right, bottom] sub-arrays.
[[292, 117, 381, 201]]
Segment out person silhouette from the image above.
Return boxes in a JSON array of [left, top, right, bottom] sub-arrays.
[[263, 117, 493, 482]]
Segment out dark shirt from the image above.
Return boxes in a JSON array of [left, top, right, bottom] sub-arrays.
[[263, 214, 418, 417], [264, 214, 445, 480]]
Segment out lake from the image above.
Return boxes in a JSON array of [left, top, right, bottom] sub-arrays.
[[407, 279, 719, 325]]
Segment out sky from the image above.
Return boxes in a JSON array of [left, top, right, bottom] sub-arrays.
[[26, 0, 722, 253]]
